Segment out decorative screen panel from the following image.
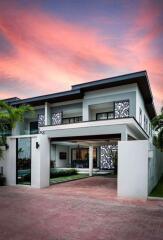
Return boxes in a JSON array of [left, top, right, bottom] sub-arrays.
[[38, 114, 45, 127], [100, 145, 118, 170], [114, 100, 129, 118], [52, 112, 62, 125]]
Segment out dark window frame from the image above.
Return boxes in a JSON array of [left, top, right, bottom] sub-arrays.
[[139, 108, 142, 125], [96, 111, 114, 121], [144, 115, 148, 132], [62, 116, 82, 124], [30, 121, 38, 134]]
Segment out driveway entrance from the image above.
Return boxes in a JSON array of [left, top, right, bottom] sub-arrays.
[[0, 176, 163, 240], [50, 175, 117, 200]]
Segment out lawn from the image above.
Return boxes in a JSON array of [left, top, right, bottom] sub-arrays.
[[150, 176, 163, 197], [50, 174, 89, 184]]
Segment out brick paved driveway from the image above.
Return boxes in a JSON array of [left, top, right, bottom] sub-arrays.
[[0, 176, 163, 240]]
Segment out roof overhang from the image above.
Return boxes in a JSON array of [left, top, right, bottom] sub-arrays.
[[10, 71, 156, 119]]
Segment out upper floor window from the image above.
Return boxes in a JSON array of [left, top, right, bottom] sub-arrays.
[[96, 112, 114, 121], [139, 108, 142, 125], [30, 121, 38, 134], [149, 123, 151, 136], [114, 100, 129, 119], [62, 116, 82, 124], [144, 115, 148, 132]]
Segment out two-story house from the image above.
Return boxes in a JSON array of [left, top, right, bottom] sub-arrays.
[[2, 71, 156, 186]]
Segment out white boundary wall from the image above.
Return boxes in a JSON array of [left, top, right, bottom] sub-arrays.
[[118, 140, 149, 199], [148, 144, 163, 194], [0, 146, 7, 176], [118, 140, 163, 199], [4, 134, 50, 188]]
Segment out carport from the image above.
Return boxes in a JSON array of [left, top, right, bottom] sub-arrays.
[[50, 134, 120, 177]]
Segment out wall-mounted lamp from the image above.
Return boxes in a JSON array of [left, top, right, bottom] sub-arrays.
[[36, 142, 40, 149], [5, 144, 9, 150]]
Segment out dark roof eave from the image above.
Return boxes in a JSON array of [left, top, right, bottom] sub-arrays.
[[11, 90, 83, 106], [9, 70, 156, 119]]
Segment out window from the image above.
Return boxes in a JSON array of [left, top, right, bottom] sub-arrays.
[[30, 121, 38, 134], [16, 138, 31, 185], [62, 116, 82, 124], [71, 148, 97, 168], [144, 115, 148, 132], [139, 108, 142, 125], [96, 112, 114, 121], [149, 123, 151, 136], [146, 118, 148, 133]]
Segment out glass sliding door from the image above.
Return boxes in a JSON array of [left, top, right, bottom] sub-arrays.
[[16, 138, 31, 185]]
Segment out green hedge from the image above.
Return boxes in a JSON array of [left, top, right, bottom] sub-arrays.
[[50, 168, 78, 178]]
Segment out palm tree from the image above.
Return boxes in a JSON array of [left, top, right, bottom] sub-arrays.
[[0, 100, 34, 146], [152, 107, 163, 151]]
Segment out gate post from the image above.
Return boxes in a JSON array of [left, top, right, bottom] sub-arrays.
[[31, 135, 50, 188], [6, 137, 16, 186], [118, 140, 148, 199], [89, 145, 93, 176]]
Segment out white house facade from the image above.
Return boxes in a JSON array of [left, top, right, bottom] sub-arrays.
[[1, 71, 163, 199]]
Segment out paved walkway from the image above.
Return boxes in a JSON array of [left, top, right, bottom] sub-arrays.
[[0, 176, 163, 240]]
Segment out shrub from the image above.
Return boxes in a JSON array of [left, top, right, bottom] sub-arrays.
[[50, 168, 77, 178]]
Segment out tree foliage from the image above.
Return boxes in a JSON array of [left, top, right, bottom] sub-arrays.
[[0, 100, 34, 146], [152, 107, 163, 151]]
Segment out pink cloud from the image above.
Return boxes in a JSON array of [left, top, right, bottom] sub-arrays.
[[0, 7, 121, 96], [0, 2, 162, 113]]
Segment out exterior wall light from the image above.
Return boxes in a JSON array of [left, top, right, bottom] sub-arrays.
[[36, 142, 40, 149], [5, 144, 9, 150]]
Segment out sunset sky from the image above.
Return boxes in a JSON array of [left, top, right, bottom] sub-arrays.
[[0, 0, 162, 112]]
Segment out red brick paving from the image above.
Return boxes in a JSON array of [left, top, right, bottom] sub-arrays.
[[0, 176, 163, 240]]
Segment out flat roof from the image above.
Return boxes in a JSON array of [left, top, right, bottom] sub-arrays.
[[5, 71, 156, 119]]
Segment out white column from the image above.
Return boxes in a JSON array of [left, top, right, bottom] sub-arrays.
[[31, 135, 50, 188], [89, 145, 93, 176], [45, 102, 51, 125], [121, 127, 128, 141], [83, 102, 90, 121], [6, 138, 16, 186]]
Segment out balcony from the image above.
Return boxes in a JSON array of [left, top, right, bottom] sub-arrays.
[[40, 117, 148, 140]]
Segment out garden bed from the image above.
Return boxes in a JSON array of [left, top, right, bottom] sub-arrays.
[[50, 174, 89, 184]]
